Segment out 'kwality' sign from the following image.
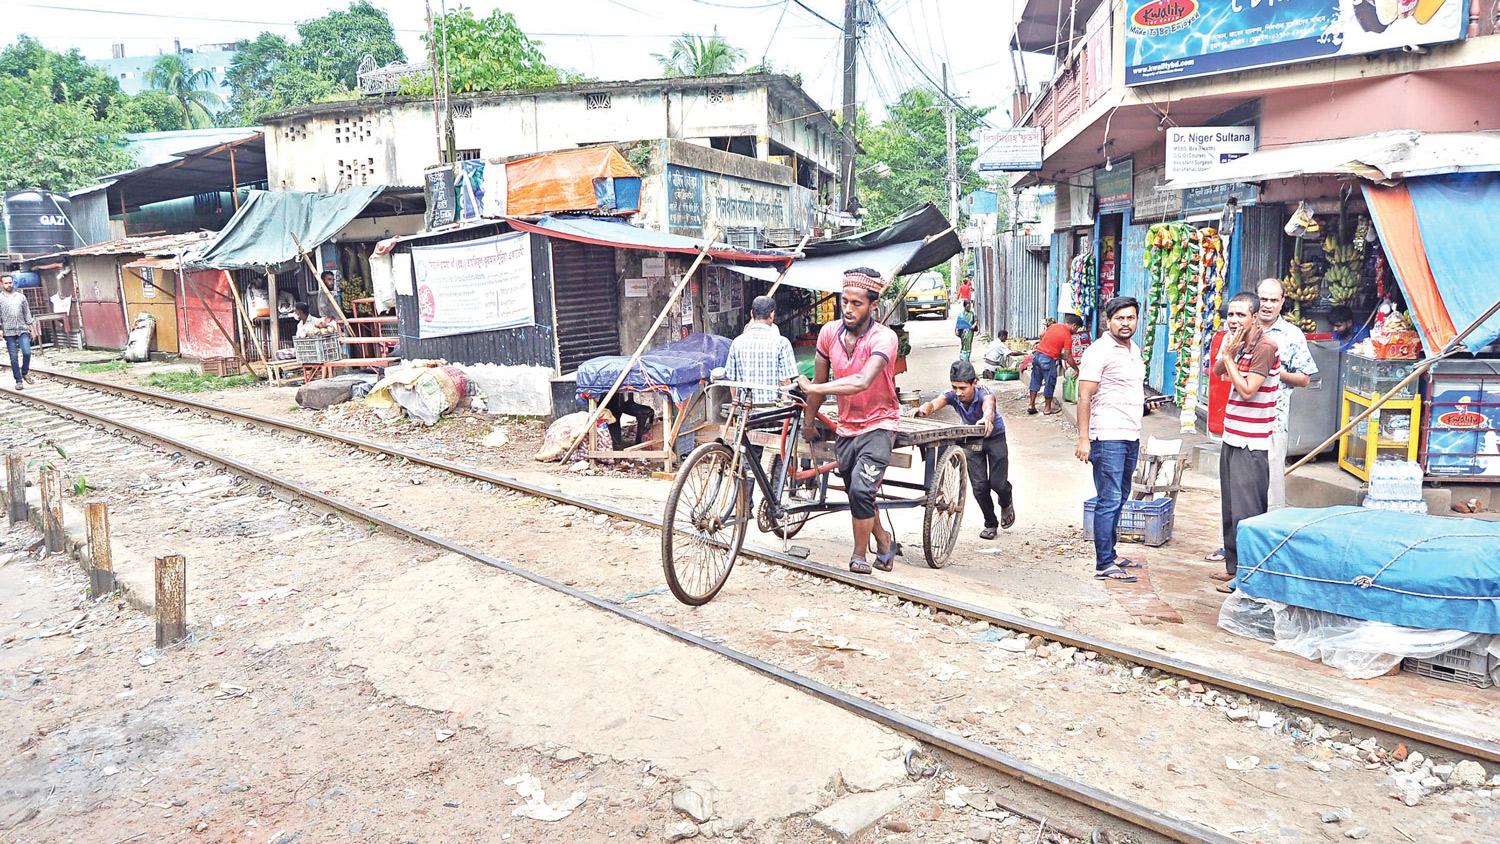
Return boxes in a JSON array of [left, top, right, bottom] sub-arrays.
[[1124, 0, 1466, 86]]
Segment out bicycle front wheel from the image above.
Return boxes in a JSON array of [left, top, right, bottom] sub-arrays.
[[661, 442, 748, 605]]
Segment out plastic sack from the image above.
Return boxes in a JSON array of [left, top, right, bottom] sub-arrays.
[[123, 313, 155, 362], [364, 360, 455, 426], [1370, 308, 1421, 360], [1218, 592, 1488, 679], [535, 410, 613, 463]]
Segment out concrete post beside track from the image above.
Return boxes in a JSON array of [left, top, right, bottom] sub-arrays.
[[155, 554, 187, 648], [85, 500, 115, 598], [5, 450, 25, 525]]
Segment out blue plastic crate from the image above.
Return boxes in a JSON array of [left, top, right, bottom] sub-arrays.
[[1081, 496, 1175, 547]]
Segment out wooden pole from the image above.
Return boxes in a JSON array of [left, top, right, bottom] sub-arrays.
[[226, 274, 267, 367], [765, 232, 813, 297], [38, 467, 63, 553], [1287, 293, 1500, 476], [562, 230, 721, 461], [267, 271, 281, 358], [229, 147, 240, 211], [85, 500, 115, 598], [289, 232, 355, 337], [155, 554, 187, 648], [5, 450, 25, 526]]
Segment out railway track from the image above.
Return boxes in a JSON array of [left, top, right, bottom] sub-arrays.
[[0, 375, 1249, 844], [22, 367, 1499, 768]]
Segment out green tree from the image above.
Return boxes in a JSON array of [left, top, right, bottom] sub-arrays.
[[222, 32, 292, 124], [0, 77, 132, 190], [294, 0, 404, 89], [405, 8, 566, 95], [145, 54, 222, 128], [855, 89, 992, 229], [0, 35, 122, 120], [654, 30, 744, 78], [116, 90, 187, 132]]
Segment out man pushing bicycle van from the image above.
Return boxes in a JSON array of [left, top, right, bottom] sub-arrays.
[[799, 268, 902, 575]]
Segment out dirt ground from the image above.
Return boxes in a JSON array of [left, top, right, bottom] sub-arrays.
[[5, 351, 1498, 842], [44, 319, 1495, 743]]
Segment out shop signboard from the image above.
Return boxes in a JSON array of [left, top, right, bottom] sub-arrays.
[[1093, 158, 1134, 212], [423, 165, 457, 229], [1131, 164, 1182, 222], [665, 165, 789, 235], [411, 232, 535, 339], [976, 128, 1044, 172], [1182, 182, 1259, 215], [1166, 127, 1257, 181], [1123, 0, 1467, 86]]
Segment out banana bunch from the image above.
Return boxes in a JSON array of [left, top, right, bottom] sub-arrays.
[[1324, 222, 1367, 305], [1297, 317, 1318, 333], [1283, 258, 1320, 304]]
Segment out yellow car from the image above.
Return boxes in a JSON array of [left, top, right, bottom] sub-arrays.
[[904, 272, 949, 319]]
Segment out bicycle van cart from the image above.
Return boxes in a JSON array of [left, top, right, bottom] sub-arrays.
[[660, 377, 986, 605]]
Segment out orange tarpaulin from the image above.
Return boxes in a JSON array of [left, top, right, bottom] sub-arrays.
[[505, 147, 639, 217], [1363, 182, 1457, 352]]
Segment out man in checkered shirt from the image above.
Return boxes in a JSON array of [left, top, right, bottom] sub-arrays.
[[725, 295, 798, 405]]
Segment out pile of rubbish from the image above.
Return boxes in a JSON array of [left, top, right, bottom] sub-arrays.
[[365, 359, 474, 426]]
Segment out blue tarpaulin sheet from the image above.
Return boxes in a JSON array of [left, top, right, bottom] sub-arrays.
[[1407, 173, 1500, 353], [1234, 506, 1500, 634], [576, 333, 731, 404]]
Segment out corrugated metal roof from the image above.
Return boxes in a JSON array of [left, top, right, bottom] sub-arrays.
[[68, 231, 217, 258]]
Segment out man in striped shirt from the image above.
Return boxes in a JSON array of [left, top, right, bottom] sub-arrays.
[[1212, 292, 1280, 593]]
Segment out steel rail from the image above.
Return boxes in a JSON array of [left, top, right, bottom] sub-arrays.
[[1, 383, 1239, 844], [28, 368, 1500, 764]]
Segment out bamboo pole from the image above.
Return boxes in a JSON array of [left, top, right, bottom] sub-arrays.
[[225, 273, 268, 369], [268, 270, 281, 359], [290, 232, 356, 338], [5, 450, 25, 526], [765, 232, 812, 297], [85, 500, 114, 598], [1286, 294, 1500, 476], [562, 230, 721, 461], [155, 554, 187, 648]]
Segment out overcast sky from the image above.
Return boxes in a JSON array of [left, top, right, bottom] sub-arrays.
[[3, 0, 1042, 125]]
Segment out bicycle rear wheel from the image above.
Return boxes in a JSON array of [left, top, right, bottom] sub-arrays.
[[661, 442, 748, 605], [922, 445, 968, 568]]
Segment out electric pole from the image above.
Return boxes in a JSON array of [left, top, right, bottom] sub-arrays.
[[943, 63, 962, 289], [839, 0, 860, 216]]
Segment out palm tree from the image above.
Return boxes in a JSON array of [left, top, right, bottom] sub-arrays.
[[654, 29, 745, 78], [146, 55, 223, 129]]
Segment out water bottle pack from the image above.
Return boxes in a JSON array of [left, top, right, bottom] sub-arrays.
[[1363, 459, 1427, 515]]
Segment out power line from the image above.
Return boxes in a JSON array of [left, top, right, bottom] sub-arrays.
[[865, 1, 993, 127], [788, 0, 842, 29]]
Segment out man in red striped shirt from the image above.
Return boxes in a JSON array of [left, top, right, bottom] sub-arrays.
[[1211, 292, 1280, 593]]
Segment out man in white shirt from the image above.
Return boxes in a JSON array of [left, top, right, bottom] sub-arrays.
[[1256, 278, 1317, 509], [1074, 296, 1146, 583]]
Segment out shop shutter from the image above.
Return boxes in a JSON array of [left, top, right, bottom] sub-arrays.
[[553, 239, 620, 372], [1236, 204, 1285, 298]]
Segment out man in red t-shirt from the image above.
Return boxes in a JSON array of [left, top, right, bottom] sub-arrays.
[[957, 277, 973, 305], [800, 268, 902, 575], [1028, 313, 1083, 415]]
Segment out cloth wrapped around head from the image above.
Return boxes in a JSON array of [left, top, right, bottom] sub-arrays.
[[842, 267, 887, 297]]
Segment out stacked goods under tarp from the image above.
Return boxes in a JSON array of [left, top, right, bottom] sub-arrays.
[[1219, 506, 1500, 679], [575, 333, 731, 404], [455, 147, 642, 221]]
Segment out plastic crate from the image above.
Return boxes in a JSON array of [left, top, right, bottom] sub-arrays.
[[200, 356, 242, 377], [294, 334, 343, 363], [673, 431, 697, 459], [1081, 496, 1175, 547], [1402, 646, 1495, 689]]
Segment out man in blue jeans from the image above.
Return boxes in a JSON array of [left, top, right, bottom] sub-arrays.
[[1027, 313, 1082, 415], [1, 273, 37, 390], [1074, 296, 1145, 582]]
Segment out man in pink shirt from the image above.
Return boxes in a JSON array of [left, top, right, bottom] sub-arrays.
[[800, 267, 902, 575], [1074, 295, 1145, 582]]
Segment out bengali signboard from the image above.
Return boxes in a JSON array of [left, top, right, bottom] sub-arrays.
[[1093, 158, 1134, 212], [1166, 127, 1257, 181], [976, 128, 1044, 172], [1131, 164, 1183, 221], [411, 232, 534, 339], [1124, 0, 1467, 86], [665, 165, 789, 235], [423, 165, 457, 229]]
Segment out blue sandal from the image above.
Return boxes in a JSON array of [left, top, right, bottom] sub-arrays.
[[873, 543, 901, 572], [1094, 564, 1137, 582]]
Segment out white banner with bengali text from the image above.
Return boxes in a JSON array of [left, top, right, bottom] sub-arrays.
[[410, 232, 534, 338]]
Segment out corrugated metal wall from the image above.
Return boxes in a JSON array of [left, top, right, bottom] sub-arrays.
[[395, 225, 560, 368], [1235, 203, 1285, 297], [1003, 233, 1048, 339], [552, 239, 621, 372]]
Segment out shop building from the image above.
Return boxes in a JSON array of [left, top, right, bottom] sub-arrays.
[[1006, 0, 1500, 461]]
